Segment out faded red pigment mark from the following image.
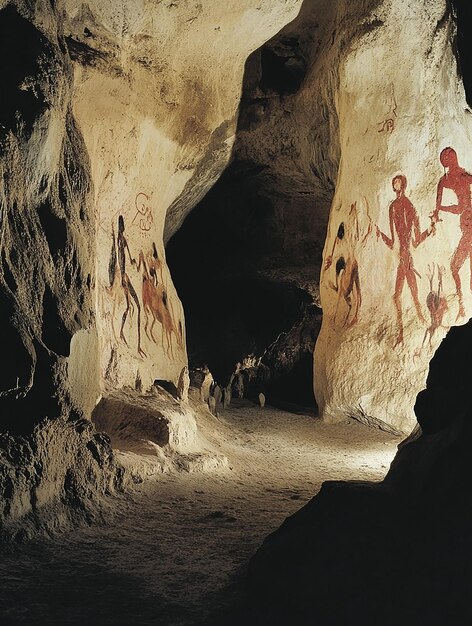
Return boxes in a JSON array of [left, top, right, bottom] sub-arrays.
[[132, 192, 153, 232], [377, 175, 434, 346], [377, 118, 395, 134], [432, 147, 472, 319], [377, 84, 397, 134]]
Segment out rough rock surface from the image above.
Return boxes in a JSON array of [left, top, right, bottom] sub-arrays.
[[63, 0, 304, 392], [0, 1, 98, 431], [0, 418, 123, 541], [315, 0, 472, 434], [0, 0, 302, 534]]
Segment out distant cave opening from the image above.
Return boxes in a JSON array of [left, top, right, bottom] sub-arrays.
[[166, 20, 331, 412], [166, 159, 323, 411]]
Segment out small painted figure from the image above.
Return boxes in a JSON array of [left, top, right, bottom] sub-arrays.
[[432, 147, 472, 319], [137, 245, 182, 357], [324, 202, 366, 329], [421, 264, 448, 349], [327, 254, 361, 328], [117, 215, 145, 357], [376, 175, 434, 346]]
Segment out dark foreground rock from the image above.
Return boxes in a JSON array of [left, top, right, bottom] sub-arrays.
[[209, 321, 472, 626]]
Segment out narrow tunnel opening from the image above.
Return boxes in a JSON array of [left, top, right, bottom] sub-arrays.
[[166, 12, 333, 413], [166, 164, 322, 411]]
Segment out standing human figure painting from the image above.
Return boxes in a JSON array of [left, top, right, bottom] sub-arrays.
[[432, 147, 472, 319], [377, 175, 434, 346], [117, 214, 145, 357]]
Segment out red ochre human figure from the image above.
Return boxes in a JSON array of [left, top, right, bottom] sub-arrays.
[[376, 175, 434, 346], [432, 147, 472, 319]]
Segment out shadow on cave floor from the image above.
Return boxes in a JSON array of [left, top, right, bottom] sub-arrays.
[[0, 404, 400, 625]]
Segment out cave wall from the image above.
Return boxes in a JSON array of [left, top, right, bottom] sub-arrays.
[[62, 0, 305, 392], [0, 0, 99, 431], [0, 0, 307, 532], [315, 0, 472, 434]]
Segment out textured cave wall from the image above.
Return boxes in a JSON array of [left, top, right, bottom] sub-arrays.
[[315, 0, 472, 434], [62, 0, 305, 393], [0, 0, 98, 433], [0, 0, 123, 537], [0, 0, 307, 533]]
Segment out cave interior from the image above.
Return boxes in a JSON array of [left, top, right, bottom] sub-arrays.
[[1, 0, 472, 625]]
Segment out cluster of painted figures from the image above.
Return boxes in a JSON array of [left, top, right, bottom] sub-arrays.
[[106, 215, 183, 358], [325, 147, 472, 347]]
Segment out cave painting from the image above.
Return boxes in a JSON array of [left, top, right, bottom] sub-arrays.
[[421, 263, 448, 349], [132, 192, 154, 233], [137, 244, 183, 357], [324, 201, 370, 328], [116, 215, 145, 357], [376, 175, 435, 346], [377, 84, 397, 134], [431, 147, 472, 319], [106, 218, 183, 359]]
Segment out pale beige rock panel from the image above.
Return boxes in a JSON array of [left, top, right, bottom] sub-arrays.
[[64, 0, 304, 392], [315, 0, 472, 434]]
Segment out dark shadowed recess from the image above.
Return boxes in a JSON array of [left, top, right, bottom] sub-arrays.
[[166, 160, 321, 409], [167, 19, 324, 410], [452, 0, 472, 106], [0, 5, 54, 146]]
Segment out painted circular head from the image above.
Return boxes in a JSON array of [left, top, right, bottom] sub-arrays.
[[440, 147, 458, 168], [392, 174, 407, 192]]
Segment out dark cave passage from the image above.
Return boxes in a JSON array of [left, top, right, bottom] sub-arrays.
[[453, 0, 472, 108], [166, 170, 322, 409], [166, 10, 335, 412]]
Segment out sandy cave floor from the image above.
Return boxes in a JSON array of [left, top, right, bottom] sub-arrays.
[[0, 401, 401, 625]]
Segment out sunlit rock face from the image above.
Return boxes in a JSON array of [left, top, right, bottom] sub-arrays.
[[315, 0, 472, 434], [62, 0, 303, 392]]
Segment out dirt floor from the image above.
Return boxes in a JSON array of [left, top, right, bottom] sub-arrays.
[[0, 400, 401, 625]]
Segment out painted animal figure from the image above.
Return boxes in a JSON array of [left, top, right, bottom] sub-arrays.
[[422, 264, 448, 348]]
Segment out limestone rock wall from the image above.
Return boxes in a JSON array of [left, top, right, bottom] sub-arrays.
[[0, 0, 305, 533], [315, 0, 472, 434], [62, 0, 304, 393]]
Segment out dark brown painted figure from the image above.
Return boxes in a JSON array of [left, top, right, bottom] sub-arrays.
[[324, 204, 364, 329], [117, 215, 145, 357], [432, 147, 472, 319], [377, 175, 433, 346]]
